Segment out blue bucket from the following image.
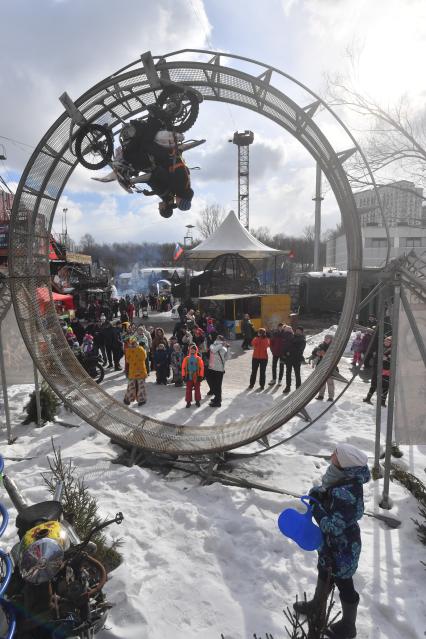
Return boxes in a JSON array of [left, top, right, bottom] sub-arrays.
[[278, 495, 323, 551]]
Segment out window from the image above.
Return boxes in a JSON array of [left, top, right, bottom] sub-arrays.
[[404, 237, 423, 248], [365, 237, 392, 248]]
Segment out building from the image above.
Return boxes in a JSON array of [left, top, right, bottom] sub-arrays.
[[326, 225, 426, 269], [326, 180, 426, 269], [0, 189, 13, 267], [354, 180, 423, 227]]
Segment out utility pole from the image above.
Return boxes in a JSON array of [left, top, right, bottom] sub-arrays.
[[229, 131, 254, 230], [183, 224, 195, 303], [313, 162, 324, 271]]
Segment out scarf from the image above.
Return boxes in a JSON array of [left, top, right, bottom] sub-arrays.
[[321, 463, 346, 489], [187, 354, 199, 375]]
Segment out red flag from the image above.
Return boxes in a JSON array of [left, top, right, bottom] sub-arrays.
[[173, 243, 184, 261]]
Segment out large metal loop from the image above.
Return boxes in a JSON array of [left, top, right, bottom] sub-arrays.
[[9, 51, 364, 454]]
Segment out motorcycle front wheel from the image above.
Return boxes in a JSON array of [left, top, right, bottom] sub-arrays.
[[75, 124, 114, 170], [156, 86, 199, 133]]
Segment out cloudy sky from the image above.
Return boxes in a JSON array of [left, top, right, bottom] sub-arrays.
[[1, 0, 425, 245]]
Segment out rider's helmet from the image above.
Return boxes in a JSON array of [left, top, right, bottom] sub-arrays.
[[154, 130, 184, 148]]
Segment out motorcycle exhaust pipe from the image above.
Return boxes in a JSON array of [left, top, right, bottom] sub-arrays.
[[2, 475, 28, 514]]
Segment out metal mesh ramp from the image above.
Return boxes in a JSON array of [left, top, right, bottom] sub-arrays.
[[9, 50, 366, 454]]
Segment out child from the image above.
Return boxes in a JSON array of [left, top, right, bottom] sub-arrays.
[[350, 331, 363, 366], [170, 343, 184, 387], [82, 333, 94, 355], [182, 344, 204, 407], [154, 343, 169, 385], [313, 334, 336, 401], [123, 336, 148, 406]]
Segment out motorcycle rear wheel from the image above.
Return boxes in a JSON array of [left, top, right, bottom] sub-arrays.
[[156, 86, 199, 133], [75, 124, 114, 170]]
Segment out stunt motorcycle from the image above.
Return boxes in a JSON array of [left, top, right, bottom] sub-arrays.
[[74, 83, 205, 215], [0, 456, 123, 639]]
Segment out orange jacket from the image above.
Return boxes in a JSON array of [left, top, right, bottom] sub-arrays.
[[251, 336, 270, 359], [182, 352, 204, 382]]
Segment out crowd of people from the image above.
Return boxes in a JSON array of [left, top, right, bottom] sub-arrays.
[[78, 292, 174, 324], [61, 306, 392, 411]]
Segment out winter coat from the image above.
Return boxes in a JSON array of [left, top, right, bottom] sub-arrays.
[[154, 349, 170, 370], [125, 346, 147, 380], [360, 332, 371, 354], [310, 464, 371, 579], [287, 333, 306, 363], [182, 352, 204, 382], [251, 336, 270, 360], [269, 329, 286, 357], [351, 336, 363, 353], [241, 318, 255, 339], [151, 332, 168, 357], [279, 330, 295, 362], [208, 341, 229, 373], [170, 350, 184, 372], [101, 323, 114, 348]]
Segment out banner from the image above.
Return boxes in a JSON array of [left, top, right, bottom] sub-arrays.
[[394, 291, 426, 445]]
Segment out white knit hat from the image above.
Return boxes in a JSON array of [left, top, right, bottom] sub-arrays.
[[335, 443, 368, 468]]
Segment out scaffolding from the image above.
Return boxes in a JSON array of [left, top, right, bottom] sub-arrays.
[[231, 131, 254, 230]]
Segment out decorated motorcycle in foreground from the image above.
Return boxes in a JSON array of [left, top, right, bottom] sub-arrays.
[[1, 455, 123, 639]]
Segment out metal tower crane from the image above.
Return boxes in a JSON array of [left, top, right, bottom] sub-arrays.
[[230, 130, 254, 229]]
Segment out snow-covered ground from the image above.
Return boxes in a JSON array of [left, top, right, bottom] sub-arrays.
[[1, 328, 425, 639]]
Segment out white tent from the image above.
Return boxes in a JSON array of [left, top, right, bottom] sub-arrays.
[[187, 210, 288, 260]]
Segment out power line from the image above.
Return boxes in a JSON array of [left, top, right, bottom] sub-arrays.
[[0, 134, 35, 151]]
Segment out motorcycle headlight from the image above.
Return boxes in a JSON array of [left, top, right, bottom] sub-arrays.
[[19, 537, 64, 584], [19, 520, 71, 584]]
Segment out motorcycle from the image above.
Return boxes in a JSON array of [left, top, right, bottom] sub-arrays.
[[1, 464, 123, 639], [76, 350, 105, 384], [73, 83, 205, 216]]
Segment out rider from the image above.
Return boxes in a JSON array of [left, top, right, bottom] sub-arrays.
[[119, 112, 194, 218]]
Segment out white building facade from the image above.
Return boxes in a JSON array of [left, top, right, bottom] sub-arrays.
[[326, 180, 426, 269], [354, 180, 423, 227]]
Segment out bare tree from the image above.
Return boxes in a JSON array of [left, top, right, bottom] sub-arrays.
[[251, 226, 272, 245], [80, 233, 96, 252], [326, 75, 426, 199], [197, 204, 226, 238]]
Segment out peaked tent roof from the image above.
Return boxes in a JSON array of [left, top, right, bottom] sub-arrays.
[[187, 211, 288, 260]]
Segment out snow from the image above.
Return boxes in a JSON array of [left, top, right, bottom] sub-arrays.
[[1, 327, 425, 639]]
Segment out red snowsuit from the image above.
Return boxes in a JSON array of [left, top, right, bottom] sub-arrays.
[[182, 350, 204, 403]]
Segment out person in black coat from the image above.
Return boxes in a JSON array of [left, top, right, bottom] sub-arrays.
[[283, 326, 306, 393], [111, 321, 124, 370], [241, 314, 255, 350], [70, 319, 85, 345], [100, 320, 114, 368]]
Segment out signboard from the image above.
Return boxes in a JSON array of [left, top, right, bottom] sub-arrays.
[[65, 251, 92, 265], [261, 294, 291, 329]]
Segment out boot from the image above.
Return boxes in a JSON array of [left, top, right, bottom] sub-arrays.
[[293, 575, 331, 616], [363, 393, 372, 404], [326, 596, 359, 638]]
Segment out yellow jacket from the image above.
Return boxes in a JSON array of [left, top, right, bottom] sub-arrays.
[[125, 345, 147, 380]]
